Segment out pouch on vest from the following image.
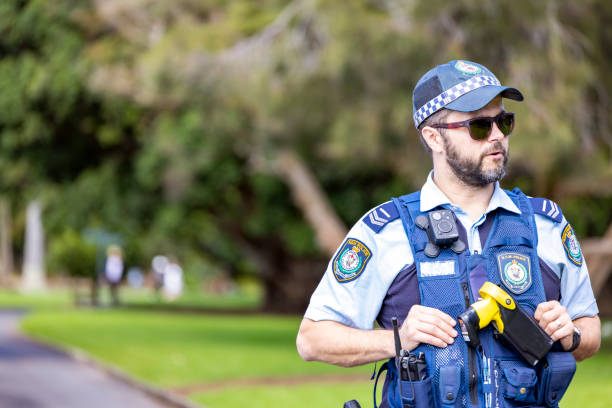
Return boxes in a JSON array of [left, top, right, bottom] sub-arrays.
[[439, 363, 462, 408], [501, 365, 537, 403], [385, 358, 434, 408], [495, 359, 538, 407], [536, 352, 576, 407]]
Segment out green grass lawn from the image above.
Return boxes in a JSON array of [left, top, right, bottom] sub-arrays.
[[7, 294, 612, 408], [561, 350, 612, 408], [21, 309, 373, 407], [191, 381, 373, 408], [119, 287, 262, 310], [0, 285, 262, 311], [0, 288, 73, 309]]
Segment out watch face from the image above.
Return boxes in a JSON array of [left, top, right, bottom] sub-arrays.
[[569, 327, 581, 352]]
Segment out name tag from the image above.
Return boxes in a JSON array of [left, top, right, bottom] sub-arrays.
[[420, 260, 455, 277]]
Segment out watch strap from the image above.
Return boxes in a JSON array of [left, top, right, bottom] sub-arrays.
[[566, 327, 581, 352]]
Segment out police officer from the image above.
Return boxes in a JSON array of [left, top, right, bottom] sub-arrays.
[[296, 60, 601, 408]]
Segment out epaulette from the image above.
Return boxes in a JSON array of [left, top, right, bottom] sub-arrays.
[[529, 197, 563, 223], [363, 201, 400, 233]]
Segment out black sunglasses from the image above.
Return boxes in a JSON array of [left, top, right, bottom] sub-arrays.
[[430, 111, 515, 140]]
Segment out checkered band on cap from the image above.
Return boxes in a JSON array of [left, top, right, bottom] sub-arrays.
[[413, 75, 501, 127]]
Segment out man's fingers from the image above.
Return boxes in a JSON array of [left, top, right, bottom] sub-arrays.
[[417, 313, 458, 338], [549, 321, 572, 341], [533, 301, 572, 340], [412, 322, 454, 347], [544, 315, 570, 337], [542, 308, 562, 320], [413, 330, 451, 348], [415, 321, 456, 344], [415, 305, 456, 327], [543, 319, 560, 336], [534, 301, 558, 320], [537, 309, 560, 330], [535, 304, 569, 336], [433, 309, 457, 327], [400, 305, 460, 350]]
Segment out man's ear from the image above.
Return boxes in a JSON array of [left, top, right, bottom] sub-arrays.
[[421, 126, 445, 153]]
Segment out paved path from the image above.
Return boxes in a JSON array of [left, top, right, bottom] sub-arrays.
[[0, 309, 172, 408]]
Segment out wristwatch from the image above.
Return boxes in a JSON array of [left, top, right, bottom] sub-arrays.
[[566, 327, 581, 352]]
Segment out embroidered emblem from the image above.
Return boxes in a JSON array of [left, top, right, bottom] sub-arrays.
[[498, 253, 532, 294], [419, 260, 455, 277], [454, 61, 482, 75], [333, 238, 372, 283], [561, 223, 583, 266]]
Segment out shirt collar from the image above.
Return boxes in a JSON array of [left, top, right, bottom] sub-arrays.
[[419, 171, 521, 215]]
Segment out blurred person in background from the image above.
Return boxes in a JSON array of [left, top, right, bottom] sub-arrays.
[[104, 245, 124, 306], [151, 255, 168, 299], [162, 257, 183, 301], [297, 60, 600, 408]]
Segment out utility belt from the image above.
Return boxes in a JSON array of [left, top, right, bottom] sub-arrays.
[[375, 350, 576, 408]]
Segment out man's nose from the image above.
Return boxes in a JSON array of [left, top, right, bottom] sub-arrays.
[[488, 122, 505, 142]]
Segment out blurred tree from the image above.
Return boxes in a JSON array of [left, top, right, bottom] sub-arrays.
[[0, 0, 147, 294], [1, 0, 611, 311], [79, 0, 612, 311], [47, 228, 97, 300], [0, 198, 14, 283]]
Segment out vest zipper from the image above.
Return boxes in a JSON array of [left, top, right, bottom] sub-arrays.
[[462, 282, 479, 406]]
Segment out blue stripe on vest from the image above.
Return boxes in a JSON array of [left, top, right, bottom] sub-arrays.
[[529, 197, 563, 223], [363, 201, 400, 233]]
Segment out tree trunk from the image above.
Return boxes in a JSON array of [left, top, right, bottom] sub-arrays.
[[244, 148, 347, 312], [90, 277, 100, 306], [260, 256, 327, 314], [0, 199, 14, 286], [21, 201, 46, 292], [582, 222, 612, 296], [551, 177, 612, 201], [274, 149, 347, 256], [224, 230, 327, 314]]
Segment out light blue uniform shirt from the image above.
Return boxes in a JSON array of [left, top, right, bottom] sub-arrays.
[[305, 172, 599, 329]]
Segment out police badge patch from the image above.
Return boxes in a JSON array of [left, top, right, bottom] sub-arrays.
[[561, 223, 583, 266], [498, 253, 532, 294], [454, 61, 482, 75], [333, 238, 372, 283]]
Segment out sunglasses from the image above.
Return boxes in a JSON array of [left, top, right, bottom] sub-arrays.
[[430, 111, 515, 140]]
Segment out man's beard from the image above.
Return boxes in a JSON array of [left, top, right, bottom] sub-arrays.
[[442, 136, 508, 187]]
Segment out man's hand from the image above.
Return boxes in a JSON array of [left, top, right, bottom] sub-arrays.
[[399, 305, 458, 351], [534, 301, 574, 350]]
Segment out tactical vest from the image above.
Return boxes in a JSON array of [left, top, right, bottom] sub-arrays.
[[375, 188, 576, 408]]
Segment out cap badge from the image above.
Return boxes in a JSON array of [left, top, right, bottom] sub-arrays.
[[454, 61, 482, 75]]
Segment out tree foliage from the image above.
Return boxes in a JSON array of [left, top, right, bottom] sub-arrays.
[[1, 0, 611, 311]]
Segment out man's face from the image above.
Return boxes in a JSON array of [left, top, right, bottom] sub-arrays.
[[439, 97, 509, 187]]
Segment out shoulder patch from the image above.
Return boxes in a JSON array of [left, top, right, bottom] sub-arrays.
[[561, 223, 583, 266], [333, 238, 372, 283], [530, 197, 563, 223], [362, 201, 400, 233]]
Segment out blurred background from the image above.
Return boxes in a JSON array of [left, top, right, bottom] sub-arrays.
[[0, 0, 611, 407]]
